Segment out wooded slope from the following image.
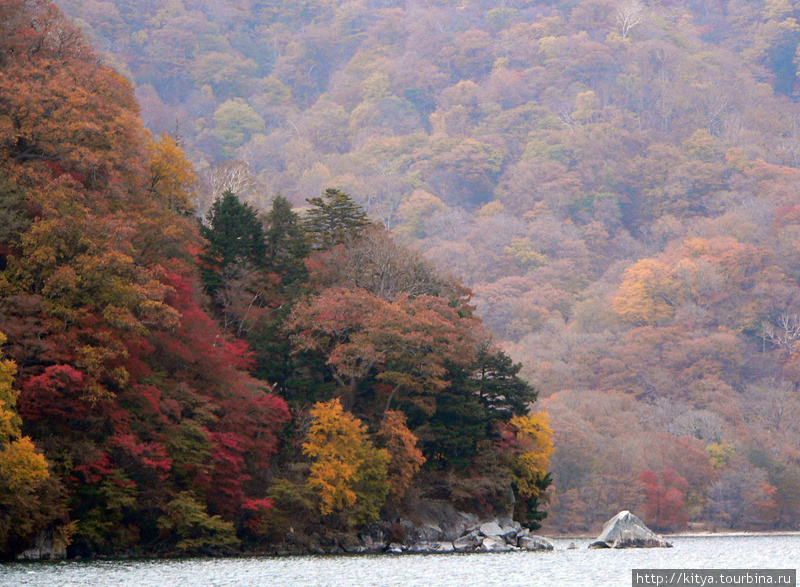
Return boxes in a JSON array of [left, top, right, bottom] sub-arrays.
[[1, 0, 555, 557], [54, 0, 800, 531]]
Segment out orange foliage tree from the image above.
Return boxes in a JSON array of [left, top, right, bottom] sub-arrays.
[[0, 332, 64, 556], [287, 287, 480, 415], [378, 410, 425, 502]]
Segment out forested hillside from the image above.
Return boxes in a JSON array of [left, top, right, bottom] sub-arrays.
[[0, 0, 553, 558], [56, 0, 800, 530], [21, 0, 800, 536], [0, 0, 292, 556], [55, 0, 800, 533]]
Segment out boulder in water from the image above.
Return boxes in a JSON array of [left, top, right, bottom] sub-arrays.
[[16, 529, 67, 561], [518, 536, 554, 551], [588, 511, 672, 549], [479, 536, 513, 552], [453, 534, 481, 551]]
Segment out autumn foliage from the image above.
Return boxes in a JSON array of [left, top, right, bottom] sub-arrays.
[[302, 399, 389, 526], [17, 0, 800, 551], [638, 469, 689, 531], [378, 410, 425, 502], [0, 0, 554, 557], [0, 331, 59, 557], [0, 0, 290, 557]]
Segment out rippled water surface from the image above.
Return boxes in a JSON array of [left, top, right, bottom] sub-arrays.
[[2, 536, 798, 587]]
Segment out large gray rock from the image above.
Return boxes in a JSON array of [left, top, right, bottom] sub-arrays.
[[499, 523, 520, 541], [407, 541, 435, 553], [16, 529, 67, 561], [434, 541, 455, 553], [498, 518, 522, 533], [409, 524, 444, 542], [589, 511, 672, 549], [479, 521, 505, 538], [409, 500, 480, 541], [359, 523, 389, 549], [452, 534, 481, 552], [359, 534, 386, 553], [518, 536, 554, 551], [479, 536, 514, 552], [408, 541, 456, 553], [337, 534, 365, 553]]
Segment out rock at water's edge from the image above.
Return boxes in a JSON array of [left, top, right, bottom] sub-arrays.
[[518, 536, 554, 551], [478, 521, 505, 538], [453, 534, 481, 551], [479, 537, 513, 552], [16, 529, 67, 561], [435, 541, 455, 553], [337, 534, 365, 553], [590, 511, 672, 549], [410, 500, 479, 541]]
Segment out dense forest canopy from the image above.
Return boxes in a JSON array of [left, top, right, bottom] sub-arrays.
[[0, 0, 798, 553], [55, 0, 800, 532]]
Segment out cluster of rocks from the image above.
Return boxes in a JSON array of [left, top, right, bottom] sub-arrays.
[[319, 518, 555, 555], [343, 509, 670, 555], [391, 520, 555, 554], [16, 508, 670, 560], [283, 508, 672, 556]]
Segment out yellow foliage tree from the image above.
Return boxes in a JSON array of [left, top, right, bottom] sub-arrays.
[[0, 339, 20, 446], [0, 332, 53, 553], [612, 258, 679, 325], [0, 333, 48, 482], [508, 412, 554, 500], [147, 133, 197, 215], [706, 441, 735, 470], [0, 437, 49, 491], [303, 399, 390, 525], [503, 237, 548, 271], [397, 190, 447, 238]]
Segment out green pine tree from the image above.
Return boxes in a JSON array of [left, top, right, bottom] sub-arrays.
[[200, 190, 265, 295], [264, 194, 309, 289], [473, 348, 538, 422], [423, 360, 490, 470], [305, 188, 369, 250], [421, 349, 536, 469]]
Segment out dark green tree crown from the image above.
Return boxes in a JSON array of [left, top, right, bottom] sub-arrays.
[[264, 194, 309, 285], [200, 189, 266, 294], [305, 188, 370, 250]]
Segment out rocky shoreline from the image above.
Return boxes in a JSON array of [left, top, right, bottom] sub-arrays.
[[312, 519, 557, 556], [279, 509, 674, 557], [12, 509, 684, 560]]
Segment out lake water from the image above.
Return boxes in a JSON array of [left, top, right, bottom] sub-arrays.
[[1, 535, 798, 587]]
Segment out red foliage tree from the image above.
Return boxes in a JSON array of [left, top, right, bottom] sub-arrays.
[[638, 468, 689, 530]]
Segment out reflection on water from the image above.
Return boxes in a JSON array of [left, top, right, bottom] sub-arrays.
[[2, 536, 798, 587]]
